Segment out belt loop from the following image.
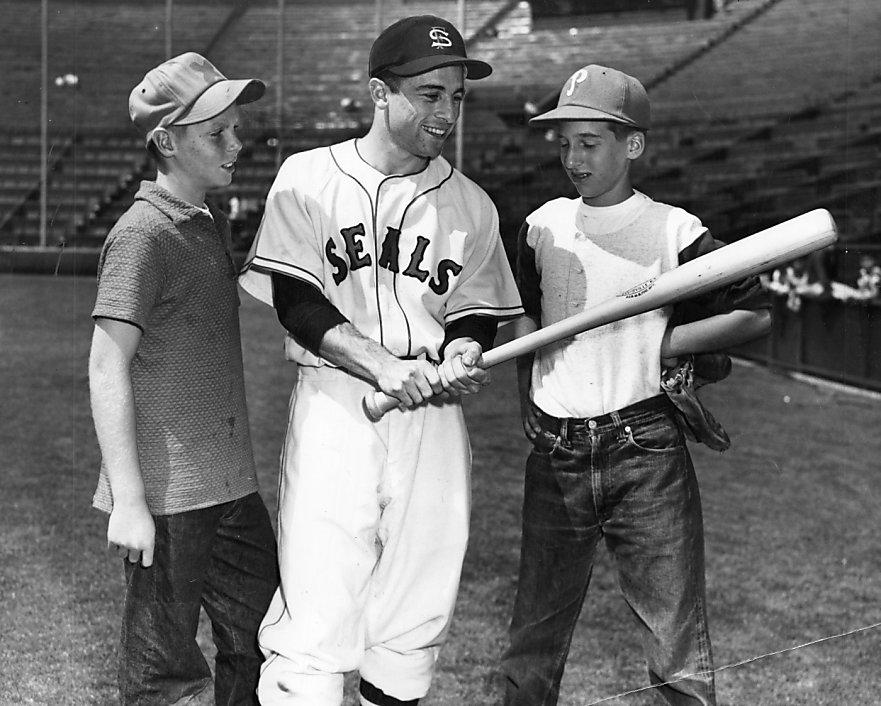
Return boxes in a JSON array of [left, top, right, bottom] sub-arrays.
[[610, 411, 626, 442], [559, 417, 569, 442]]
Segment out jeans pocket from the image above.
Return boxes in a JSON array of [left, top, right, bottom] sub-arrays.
[[622, 420, 682, 454]]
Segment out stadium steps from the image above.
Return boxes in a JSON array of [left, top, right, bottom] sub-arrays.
[[3, 0, 879, 251], [208, 0, 517, 131], [0, 0, 250, 246], [0, 0, 242, 130], [665, 74, 881, 240], [488, 0, 881, 244], [650, 0, 881, 121]]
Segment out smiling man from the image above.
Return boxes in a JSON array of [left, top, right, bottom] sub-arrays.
[[239, 15, 522, 706]]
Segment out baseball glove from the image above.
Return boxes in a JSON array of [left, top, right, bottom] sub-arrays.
[[661, 353, 731, 452]]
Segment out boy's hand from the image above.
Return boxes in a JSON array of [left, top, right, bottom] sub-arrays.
[[438, 339, 489, 396], [661, 355, 680, 371], [107, 501, 156, 568], [660, 326, 679, 371], [520, 397, 541, 442]]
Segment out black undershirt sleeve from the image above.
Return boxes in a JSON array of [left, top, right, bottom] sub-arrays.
[[674, 231, 771, 325], [272, 273, 498, 361], [441, 315, 499, 360], [271, 272, 349, 356], [514, 221, 542, 319]]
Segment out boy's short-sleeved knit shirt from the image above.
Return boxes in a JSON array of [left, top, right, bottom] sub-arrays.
[[91, 181, 258, 515]]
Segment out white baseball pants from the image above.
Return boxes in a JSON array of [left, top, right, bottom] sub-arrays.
[[257, 365, 471, 705]]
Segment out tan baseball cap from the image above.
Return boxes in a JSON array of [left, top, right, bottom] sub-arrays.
[[530, 64, 650, 130], [129, 52, 265, 146]]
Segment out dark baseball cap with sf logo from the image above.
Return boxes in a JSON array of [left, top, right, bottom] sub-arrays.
[[369, 15, 492, 80]]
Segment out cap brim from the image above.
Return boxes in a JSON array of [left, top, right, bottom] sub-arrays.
[[529, 104, 640, 127], [174, 78, 266, 125], [382, 55, 492, 80]]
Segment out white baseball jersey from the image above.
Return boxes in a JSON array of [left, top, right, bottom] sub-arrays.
[[239, 138, 523, 364], [239, 138, 522, 703]]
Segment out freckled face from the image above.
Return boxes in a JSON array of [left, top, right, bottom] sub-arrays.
[[384, 66, 465, 162], [170, 104, 244, 197], [558, 120, 637, 207]]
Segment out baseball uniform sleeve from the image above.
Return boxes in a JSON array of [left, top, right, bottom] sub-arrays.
[[239, 156, 326, 307], [442, 190, 523, 323]]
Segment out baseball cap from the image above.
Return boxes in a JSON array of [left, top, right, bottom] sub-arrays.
[[369, 15, 492, 81], [129, 52, 265, 145], [530, 65, 650, 130]]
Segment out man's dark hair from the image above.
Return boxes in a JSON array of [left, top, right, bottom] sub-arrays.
[[373, 70, 403, 93]]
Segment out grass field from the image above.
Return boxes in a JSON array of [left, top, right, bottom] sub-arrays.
[[1, 272, 879, 705]]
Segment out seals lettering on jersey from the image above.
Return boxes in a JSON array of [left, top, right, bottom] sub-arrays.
[[378, 227, 401, 273], [620, 278, 656, 299], [326, 224, 463, 295], [430, 259, 463, 295], [340, 224, 372, 272], [326, 224, 371, 285], [403, 236, 431, 282], [429, 27, 453, 49]]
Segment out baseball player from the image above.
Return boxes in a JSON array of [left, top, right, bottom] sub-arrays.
[[238, 15, 523, 706], [501, 65, 772, 705]]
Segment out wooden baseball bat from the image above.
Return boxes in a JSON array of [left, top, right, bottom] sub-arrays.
[[363, 208, 838, 421]]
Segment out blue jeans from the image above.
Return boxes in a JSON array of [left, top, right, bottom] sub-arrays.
[[119, 492, 279, 705], [502, 395, 715, 706]]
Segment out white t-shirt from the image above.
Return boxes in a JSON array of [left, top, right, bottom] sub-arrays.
[[520, 191, 707, 417]]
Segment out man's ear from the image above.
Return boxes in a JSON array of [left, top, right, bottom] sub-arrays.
[[368, 78, 390, 109], [627, 131, 645, 160], [152, 128, 175, 158]]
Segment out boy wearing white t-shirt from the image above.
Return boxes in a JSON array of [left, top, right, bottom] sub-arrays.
[[502, 65, 771, 706]]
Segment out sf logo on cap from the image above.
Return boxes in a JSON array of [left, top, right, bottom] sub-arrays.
[[566, 68, 590, 97], [429, 27, 453, 49]]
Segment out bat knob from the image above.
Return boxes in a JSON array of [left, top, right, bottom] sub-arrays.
[[362, 393, 382, 422], [363, 390, 397, 421]]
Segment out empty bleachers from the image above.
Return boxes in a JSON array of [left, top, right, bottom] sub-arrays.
[[211, 0, 516, 130], [0, 0, 242, 131], [650, 0, 881, 122], [0, 0, 244, 245], [1, 0, 880, 250], [487, 0, 881, 244]]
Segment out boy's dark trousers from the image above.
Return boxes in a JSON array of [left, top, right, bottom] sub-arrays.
[[119, 492, 279, 705], [502, 395, 716, 706]]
